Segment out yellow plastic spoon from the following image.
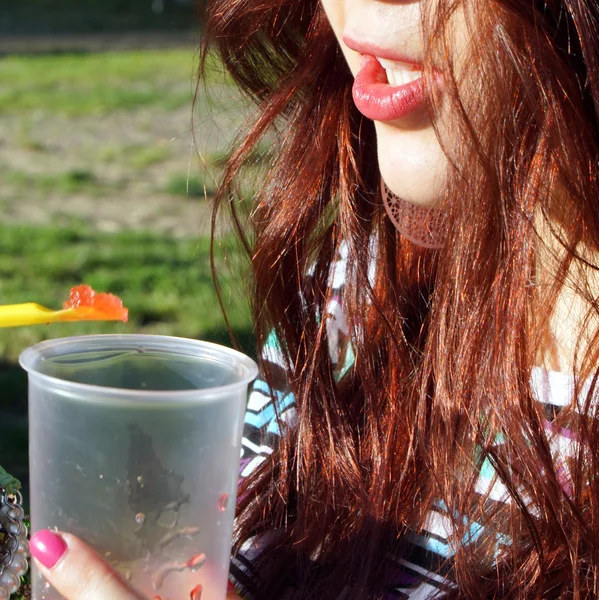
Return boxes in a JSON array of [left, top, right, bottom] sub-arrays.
[[0, 285, 128, 328]]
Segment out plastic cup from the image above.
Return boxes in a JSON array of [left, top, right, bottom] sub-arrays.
[[19, 334, 258, 600]]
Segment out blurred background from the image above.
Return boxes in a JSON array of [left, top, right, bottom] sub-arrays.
[[0, 0, 257, 497]]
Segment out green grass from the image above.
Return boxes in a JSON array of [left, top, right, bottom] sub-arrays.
[[165, 172, 216, 198], [5, 168, 107, 196], [98, 143, 172, 169], [207, 143, 274, 169], [0, 50, 231, 116], [128, 144, 172, 169], [0, 222, 253, 363]]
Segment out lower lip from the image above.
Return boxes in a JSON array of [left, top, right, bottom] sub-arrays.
[[352, 55, 429, 122]]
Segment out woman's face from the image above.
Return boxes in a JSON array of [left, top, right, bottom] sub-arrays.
[[321, 0, 468, 207]]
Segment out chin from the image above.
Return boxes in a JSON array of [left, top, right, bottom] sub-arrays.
[[374, 121, 448, 208]]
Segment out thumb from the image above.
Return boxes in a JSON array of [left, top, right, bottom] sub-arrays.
[[30, 530, 145, 600]]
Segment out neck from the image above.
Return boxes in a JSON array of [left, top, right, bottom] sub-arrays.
[[534, 213, 599, 374]]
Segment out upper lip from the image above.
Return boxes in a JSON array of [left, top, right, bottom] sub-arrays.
[[342, 34, 423, 68]]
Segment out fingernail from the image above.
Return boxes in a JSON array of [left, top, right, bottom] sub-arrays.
[[30, 530, 68, 569]]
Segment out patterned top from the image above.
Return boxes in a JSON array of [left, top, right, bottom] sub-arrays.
[[229, 246, 576, 599]]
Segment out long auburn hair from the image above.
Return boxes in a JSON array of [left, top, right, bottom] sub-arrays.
[[200, 0, 599, 597]]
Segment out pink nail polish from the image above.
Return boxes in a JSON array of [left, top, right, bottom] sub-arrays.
[[30, 530, 68, 569]]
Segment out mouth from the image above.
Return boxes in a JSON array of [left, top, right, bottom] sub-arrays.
[[342, 35, 436, 122], [351, 55, 429, 122]]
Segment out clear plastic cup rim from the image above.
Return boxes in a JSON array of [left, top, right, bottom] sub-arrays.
[[19, 334, 259, 403]]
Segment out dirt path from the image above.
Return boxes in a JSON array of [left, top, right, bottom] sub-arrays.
[[0, 32, 252, 236], [0, 84, 245, 236]]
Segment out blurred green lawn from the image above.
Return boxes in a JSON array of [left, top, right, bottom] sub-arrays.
[[0, 222, 252, 366], [0, 49, 229, 116], [0, 48, 251, 363]]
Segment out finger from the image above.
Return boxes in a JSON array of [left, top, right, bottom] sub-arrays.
[[227, 582, 243, 599], [30, 530, 145, 600]]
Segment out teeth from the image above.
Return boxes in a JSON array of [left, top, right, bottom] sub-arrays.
[[385, 68, 422, 86], [375, 57, 423, 87]]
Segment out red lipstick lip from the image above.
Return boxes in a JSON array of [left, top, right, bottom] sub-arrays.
[[352, 55, 430, 122]]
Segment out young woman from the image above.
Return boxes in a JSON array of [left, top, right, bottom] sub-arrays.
[[28, 0, 599, 598]]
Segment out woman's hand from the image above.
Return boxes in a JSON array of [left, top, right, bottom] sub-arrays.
[[30, 530, 243, 600]]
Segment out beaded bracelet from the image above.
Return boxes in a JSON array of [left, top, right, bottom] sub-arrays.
[[0, 487, 29, 599]]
